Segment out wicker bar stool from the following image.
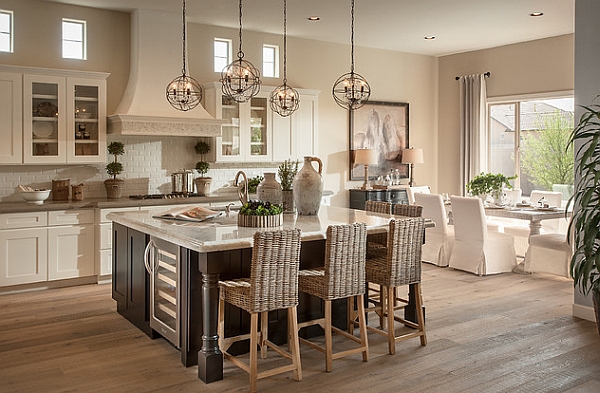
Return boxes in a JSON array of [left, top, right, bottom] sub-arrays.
[[355, 217, 427, 355], [297, 223, 369, 372], [218, 228, 302, 393], [393, 203, 423, 218]]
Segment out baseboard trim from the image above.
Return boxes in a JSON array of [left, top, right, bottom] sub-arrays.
[[573, 303, 596, 322]]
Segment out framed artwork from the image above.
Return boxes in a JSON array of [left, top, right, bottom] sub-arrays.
[[349, 101, 409, 180]]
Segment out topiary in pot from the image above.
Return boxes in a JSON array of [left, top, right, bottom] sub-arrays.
[[568, 98, 600, 334], [104, 141, 125, 199], [278, 159, 299, 212], [194, 139, 212, 196]]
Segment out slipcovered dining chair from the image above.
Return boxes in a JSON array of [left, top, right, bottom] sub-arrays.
[[218, 228, 302, 393], [448, 196, 516, 276], [297, 223, 369, 372], [406, 185, 431, 205], [523, 219, 573, 277], [503, 190, 564, 256], [414, 193, 454, 267], [358, 217, 427, 355]]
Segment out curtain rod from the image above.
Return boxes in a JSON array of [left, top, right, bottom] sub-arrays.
[[455, 71, 490, 81]]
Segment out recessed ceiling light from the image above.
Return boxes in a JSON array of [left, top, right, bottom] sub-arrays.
[[307, 16, 320, 21], [424, 36, 436, 40], [530, 12, 544, 17]]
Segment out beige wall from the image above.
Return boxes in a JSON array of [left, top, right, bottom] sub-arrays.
[[437, 34, 574, 196], [0, 0, 130, 114]]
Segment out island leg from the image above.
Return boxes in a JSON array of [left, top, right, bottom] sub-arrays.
[[197, 272, 223, 383]]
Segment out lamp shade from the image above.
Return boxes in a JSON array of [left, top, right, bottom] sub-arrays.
[[401, 148, 424, 164], [354, 149, 378, 165]]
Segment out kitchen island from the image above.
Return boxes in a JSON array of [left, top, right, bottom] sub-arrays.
[[108, 205, 429, 383]]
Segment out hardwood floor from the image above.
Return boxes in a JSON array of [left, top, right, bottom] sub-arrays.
[[1, 264, 600, 393]]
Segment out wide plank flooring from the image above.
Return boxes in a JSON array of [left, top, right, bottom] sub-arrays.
[[1, 264, 600, 393]]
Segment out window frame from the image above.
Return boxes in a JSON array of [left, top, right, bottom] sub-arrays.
[[0, 9, 14, 53], [487, 91, 574, 195], [62, 18, 87, 60], [214, 37, 232, 73], [262, 44, 279, 78]]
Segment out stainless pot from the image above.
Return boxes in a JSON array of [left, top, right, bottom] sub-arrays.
[[171, 169, 195, 194]]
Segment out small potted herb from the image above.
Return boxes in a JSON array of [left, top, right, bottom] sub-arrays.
[[105, 141, 125, 199], [278, 159, 299, 212], [194, 139, 212, 196]]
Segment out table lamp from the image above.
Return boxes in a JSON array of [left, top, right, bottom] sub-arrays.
[[401, 147, 424, 187], [354, 149, 378, 190]]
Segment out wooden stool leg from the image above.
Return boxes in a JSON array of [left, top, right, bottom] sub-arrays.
[[347, 297, 355, 334], [324, 300, 333, 372], [356, 294, 369, 362], [379, 285, 386, 329], [260, 311, 268, 359], [415, 283, 427, 346], [386, 286, 396, 355], [250, 313, 259, 393], [288, 306, 302, 381]]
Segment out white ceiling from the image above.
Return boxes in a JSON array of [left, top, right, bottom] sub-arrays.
[[42, 0, 574, 57]]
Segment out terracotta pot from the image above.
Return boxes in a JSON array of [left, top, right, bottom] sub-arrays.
[[256, 172, 282, 204], [104, 179, 124, 199], [293, 156, 323, 215], [194, 177, 212, 196]]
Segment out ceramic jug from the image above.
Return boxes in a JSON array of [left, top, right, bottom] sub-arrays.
[[293, 156, 323, 215], [256, 172, 282, 205]]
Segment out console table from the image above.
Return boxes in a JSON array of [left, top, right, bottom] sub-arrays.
[[349, 188, 409, 210]]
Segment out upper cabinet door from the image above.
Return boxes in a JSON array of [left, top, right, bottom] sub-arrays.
[[66, 78, 107, 163], [0, 72, 23, 164], [23, 74, 67, 164]]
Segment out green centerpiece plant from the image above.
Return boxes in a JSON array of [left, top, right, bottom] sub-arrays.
[[466, 172, 517, 203], [238, 200, 283, 228], [105, 141, 125, 199], [568, 99, 600, 333], [248, 175, 263, 194]]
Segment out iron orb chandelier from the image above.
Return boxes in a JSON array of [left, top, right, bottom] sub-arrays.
[[270, 84, 299, 117], [166, 74, 202, 111], [221, 56, 261, 103], [332, 71, 371, 110]]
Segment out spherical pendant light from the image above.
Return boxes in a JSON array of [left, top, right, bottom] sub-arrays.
[[165, 0, 202, 111], [221, 0, 261, 103], [332, 0, 371, 110]]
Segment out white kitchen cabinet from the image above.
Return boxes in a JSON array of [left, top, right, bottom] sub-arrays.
[[0, 65, 108, 165], [0, 71, 23, 164], [0, 210, 95, 287], [203, 82, 319, 162], [95, 207, 140, 277]]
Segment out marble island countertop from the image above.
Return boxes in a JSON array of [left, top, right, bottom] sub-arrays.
[[107, 205, 433, 254]]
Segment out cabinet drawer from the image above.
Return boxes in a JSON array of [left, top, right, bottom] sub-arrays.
[[48, 209, 94, 226], [0, 212, 47, 230]]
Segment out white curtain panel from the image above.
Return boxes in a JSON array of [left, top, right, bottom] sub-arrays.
[[458, 74, 488, 194]]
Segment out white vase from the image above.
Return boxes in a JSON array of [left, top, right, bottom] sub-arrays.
[[293, 156, 323, 215], [256, 173, 282, 205]]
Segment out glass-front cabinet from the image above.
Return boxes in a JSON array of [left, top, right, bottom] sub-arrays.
[[22, 70, 107, 164], [203, 82, 319, 162]]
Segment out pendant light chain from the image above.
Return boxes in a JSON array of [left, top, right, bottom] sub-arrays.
[[181, 0, 188, 75], [269, 0, 299, 117], [350, 0, 355, 74], [165, 0, 202, 111], [237, 0, 244, 59]]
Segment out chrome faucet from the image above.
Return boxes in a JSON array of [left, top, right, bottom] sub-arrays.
[[234, 171, 249, 205]]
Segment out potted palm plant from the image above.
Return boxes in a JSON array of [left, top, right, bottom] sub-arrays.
[[568, 99, 600, 334], [105, 141, 125, 199], [194, 140, 212, 196], [466, 172, 517, 203], [278, 159, 299, 212]]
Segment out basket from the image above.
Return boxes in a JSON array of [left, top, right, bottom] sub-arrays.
[[238, 213, 283, 227]]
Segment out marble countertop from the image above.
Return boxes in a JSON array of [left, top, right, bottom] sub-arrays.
[[107, 205, 426, 254], [0, 194, 240, 214], [107, 206, 408, 252]]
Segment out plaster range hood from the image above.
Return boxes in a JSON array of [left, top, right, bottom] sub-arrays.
[[108, 9, 225, 137]]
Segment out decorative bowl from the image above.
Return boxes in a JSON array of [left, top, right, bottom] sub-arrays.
[[238, 212, 283, 227], [21, 190, 51, 204]]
